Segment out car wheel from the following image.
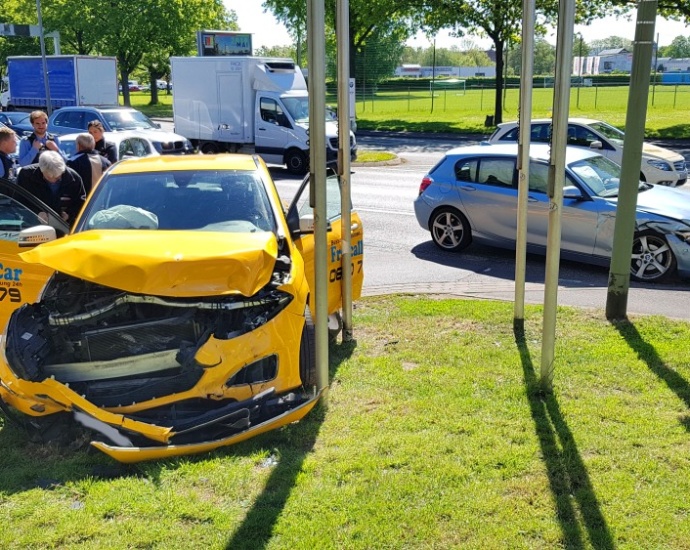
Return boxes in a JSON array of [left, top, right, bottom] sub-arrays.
[[300, 306, 317, 390], [286, 149, 308, 175], [630, 231, 676, 282], [430, 207, 472, 252], [200, 142, 219, 154]]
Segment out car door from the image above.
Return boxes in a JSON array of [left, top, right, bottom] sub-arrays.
[[453, 156, 519, 246], [0, 179, 70, 331], [522, 160, 599, 256], [255, 96, 290, 165], [286, 170, 364, 315]]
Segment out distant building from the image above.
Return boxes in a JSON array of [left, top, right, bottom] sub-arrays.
[[656, 57, 690, 73], [394, 65, 496, 78]]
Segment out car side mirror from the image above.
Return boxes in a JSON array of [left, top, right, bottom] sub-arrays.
[[563, 185, 585, 200], [294, 213, 332, 235], [589, 140, 603, 150], [18, 225, 57, 247]]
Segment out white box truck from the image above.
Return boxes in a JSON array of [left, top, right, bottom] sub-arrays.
[[170, 56, 356, 174], [3, 55, 118, 111]]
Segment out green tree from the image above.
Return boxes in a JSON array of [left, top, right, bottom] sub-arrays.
[[255, 45, 298, 58], [664, 35, 690, 58], [262, 0, 426, 78], [589, 36, 633, 52], [141, 0, 232, 105]]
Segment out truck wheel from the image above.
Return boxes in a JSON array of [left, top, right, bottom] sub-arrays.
[[286, 150, 308, 175], [200, 142, 219, 154]]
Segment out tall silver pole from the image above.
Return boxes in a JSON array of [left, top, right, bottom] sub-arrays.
[[36, 0, 52, 115], [606, 0, 658, 319], [308, 0, 330, 400], [336, 0, 354, 341], [540, 0, 575, 390], [514, 0, 536, 323]]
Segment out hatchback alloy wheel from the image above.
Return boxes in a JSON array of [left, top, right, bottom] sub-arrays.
[[630, 231, 676, 282], [430, 207, 472, 252]]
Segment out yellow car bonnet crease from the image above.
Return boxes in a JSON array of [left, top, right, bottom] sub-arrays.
[[19, 230, 279, 297]]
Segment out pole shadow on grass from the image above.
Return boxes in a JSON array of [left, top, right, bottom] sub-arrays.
[[611, 319, 690, 427], [224, 339, 357, 550], [514, 325, 614, 550]]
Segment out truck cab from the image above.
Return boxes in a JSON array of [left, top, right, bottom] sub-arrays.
[[171, 56, 357, 175]]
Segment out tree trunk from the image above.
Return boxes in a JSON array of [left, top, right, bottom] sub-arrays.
[[493, 39, 504, 125]]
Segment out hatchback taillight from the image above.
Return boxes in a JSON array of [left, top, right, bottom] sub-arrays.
[[419, 176, 433, 195]]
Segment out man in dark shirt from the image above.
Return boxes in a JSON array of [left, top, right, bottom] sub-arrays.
[[17, 150, 86, 226], [87, 120, 117, 164], [67, 133, 111, 195], [0, 127, 18, 182]]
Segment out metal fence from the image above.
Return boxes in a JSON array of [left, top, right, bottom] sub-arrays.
[[334, 80, 690, 115]]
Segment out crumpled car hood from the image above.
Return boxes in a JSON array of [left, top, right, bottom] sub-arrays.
[[634, 186, 690, 222], [20, 230, 278, 297]]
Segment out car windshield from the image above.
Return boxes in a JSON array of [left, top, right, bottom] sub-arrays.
[[568, 155, 648, 197], [588, 121, 625, 145], [281, 96, 310, 123], [77, 170, 277, 233], [102, 110, 157, 131]]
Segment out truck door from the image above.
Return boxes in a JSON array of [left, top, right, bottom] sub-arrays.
[[217, 73, 245, 143], [286, 170, 364, 316], [255, 96, 289, 166]]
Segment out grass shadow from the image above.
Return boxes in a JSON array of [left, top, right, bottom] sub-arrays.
[[611, 319, 690, 412], [514, 325, 615, 549], [224, 339, 356, 550]]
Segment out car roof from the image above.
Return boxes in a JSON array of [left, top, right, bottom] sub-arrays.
[[59, 130, 154, 144], [496, 117, 604, 129], [444, 142, 600, 164], [108, 154, 263, 175]]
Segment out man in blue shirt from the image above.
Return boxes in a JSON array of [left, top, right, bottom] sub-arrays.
[[18, 110, 66, 167]]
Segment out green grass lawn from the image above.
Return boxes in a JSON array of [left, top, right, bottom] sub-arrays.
[[1, 296, 689, 549], [127, 84, 690, 139]]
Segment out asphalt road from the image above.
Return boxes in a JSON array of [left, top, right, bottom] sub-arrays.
[[155, 120, 690, 319]]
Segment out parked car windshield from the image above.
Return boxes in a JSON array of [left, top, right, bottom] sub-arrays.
[[102, 110, 157, 131], [568, 154, 649, 197], [587, 121, 625, 145], [77, 170, 277, 233]]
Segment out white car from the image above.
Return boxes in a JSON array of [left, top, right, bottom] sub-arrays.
[[488, 118, 688, 187], [59, 130, 160, 162]]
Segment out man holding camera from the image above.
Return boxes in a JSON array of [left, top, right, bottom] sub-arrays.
[[18, 110, 66, 167]]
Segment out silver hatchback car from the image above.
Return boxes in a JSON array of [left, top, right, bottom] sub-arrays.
[[413, 143, 690, 282]]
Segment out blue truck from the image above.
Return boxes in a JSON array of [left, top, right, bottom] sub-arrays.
[[3, 55, 118, 111]]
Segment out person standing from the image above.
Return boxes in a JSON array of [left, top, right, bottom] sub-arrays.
[[87, 120, 117, 164], [17, 150, 85, 226], [0, 127, 19, 182], [67, 133, 111, 195], [18, 110, 66, 167]]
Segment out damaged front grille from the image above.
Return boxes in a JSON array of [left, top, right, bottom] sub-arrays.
[[5, 272, 293, 403]]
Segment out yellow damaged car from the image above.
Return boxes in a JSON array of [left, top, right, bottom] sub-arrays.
[[0, 155, 363, 463]]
